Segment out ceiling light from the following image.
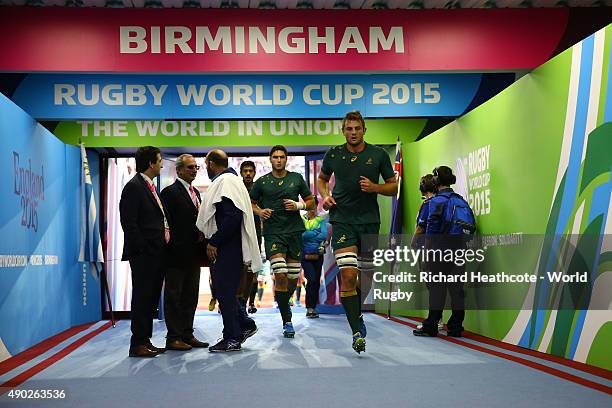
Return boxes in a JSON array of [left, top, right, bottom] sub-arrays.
[[144, 0, 164, 8], [258, 1, 277, 9], [333, 1, 350, 9]]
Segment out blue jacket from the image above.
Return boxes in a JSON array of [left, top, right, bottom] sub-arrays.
[[426, 187, 454, 235], [302, 214, 328, 254], [417, 197, 432, 229]]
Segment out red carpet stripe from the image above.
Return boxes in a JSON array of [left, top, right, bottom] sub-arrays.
[[460, 327, 612, 380], [0, 322, 96, 377], [377, 314, 612, 395], [387, 314, 612, 381], [0, 321, 112, 394]]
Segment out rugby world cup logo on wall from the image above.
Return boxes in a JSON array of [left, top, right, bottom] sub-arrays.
[[13, 151, 45, 232], [456, 145, 491, 218]]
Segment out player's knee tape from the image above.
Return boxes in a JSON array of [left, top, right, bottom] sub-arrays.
[[286, 262, 301, 280], [358, 257, 374, 273], [335, 252, 358, 270], [270, 258, 288, 274]]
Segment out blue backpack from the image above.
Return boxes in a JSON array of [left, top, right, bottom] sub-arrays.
[[438, 191, 476, 235]]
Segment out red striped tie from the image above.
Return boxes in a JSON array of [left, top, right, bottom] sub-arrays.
[[190, 185, 205, 242], [145, 180, 170, 244], [189, 185, 200, 210]]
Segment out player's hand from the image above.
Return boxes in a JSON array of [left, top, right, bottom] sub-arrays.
[[322, 196, 336, 210], [359, 176, 377, 193], [283, 199, 295, 211], [207, 243, 218, 262], [260, 208, 274, 219], [283, 199, 302, 211]]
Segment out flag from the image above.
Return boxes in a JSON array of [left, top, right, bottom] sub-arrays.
[[365, 138, 404, 307], [79, 143, 104, 279], [390, 138, 403, 236]]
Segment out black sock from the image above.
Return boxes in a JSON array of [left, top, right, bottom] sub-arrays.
[[341, 294, 361, 334], [287, 280, 297, 297], [275, 291, 291, 324]]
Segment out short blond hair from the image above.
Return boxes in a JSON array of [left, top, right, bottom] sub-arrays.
[[342, 110, 366, 130]]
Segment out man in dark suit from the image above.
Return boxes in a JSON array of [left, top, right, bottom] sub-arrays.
[[160, 154, 209, 351], [120, 146, 169, 358]]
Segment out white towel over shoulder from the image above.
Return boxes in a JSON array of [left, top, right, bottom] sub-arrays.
[[196, 172, 262, 273]]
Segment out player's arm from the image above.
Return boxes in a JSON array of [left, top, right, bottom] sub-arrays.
[[251, 199, 260, 215], [379, 176, 399, 196], [317, 171, 336, 210], [360, 149, 398, 196], [359, 175, 398, 196], [317, 171, 330, 199], [251, 199, 273, 220], [300, 178, 316, 211], [250, 180, 273, 219], [284, 177, 315, 211], [303, 195, 315, 211], [283, 196, 315, 211]]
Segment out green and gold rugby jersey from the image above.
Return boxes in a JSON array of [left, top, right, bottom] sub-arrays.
[[250, 171, 312, 235], [321, 142, 395, 225]]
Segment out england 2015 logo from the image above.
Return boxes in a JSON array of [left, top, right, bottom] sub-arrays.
[[13, 151, 45, 232]]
